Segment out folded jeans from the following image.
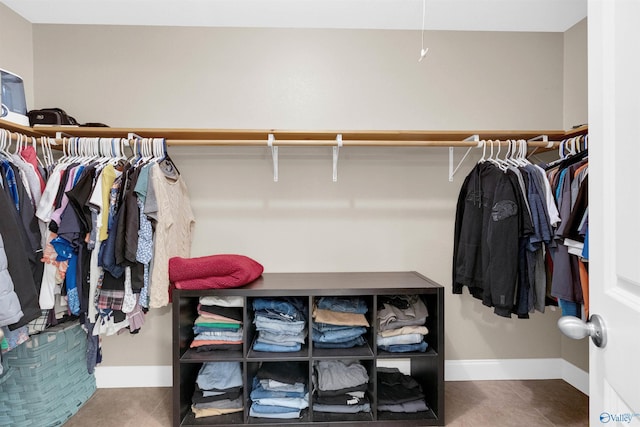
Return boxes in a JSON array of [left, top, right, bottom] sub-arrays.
[[252, 394, 309, 410], [313, 336, 366, 349], [253, 341, 302, 352], [316, 296, 368, 314], [378, 341, 428, 353], [260, 379, 306, 393], [313, 322, 361, 333], [312, 326, 366, 343], [252, 298, 306, 319], [259, 328, 307, 344], [255, 315, 306, 335], [256, 337, 301, 347], [250, 402, 304, 414], [196, 361, 243, 391], [249, 406, 301, 419]]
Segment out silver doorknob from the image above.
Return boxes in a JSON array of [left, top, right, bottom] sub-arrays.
[[558, 314, 607, 348]]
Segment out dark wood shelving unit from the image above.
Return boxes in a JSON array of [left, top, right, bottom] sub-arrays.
[[173, 271, 444, 426]]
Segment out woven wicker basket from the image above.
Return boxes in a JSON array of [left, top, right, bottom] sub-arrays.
[[0, 322, 96, 426]]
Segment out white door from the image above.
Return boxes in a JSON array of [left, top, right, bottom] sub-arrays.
[[589, 0, 640, 424]]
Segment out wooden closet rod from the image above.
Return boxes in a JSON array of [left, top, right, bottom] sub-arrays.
[[164, 138, 566, 148], [0, 119, 588, 148]]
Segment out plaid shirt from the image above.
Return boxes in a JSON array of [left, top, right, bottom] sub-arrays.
[[97, 289, 125, 311]]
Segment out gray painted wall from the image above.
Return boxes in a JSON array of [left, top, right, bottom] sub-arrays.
[[0, 12, 588, 372], [0, 4, 34, 110], [32, 24, 570, 368]]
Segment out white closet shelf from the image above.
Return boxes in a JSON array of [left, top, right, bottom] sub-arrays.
[[0, 119, 587, 148]]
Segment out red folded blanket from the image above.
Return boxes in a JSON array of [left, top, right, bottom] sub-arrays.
[[169, 254, 263, 290]]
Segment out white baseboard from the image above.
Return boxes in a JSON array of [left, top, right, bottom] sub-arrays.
[[445, 358, 562, 381], [561, 359, 589, 395], [446, 358, 589, 396], [95, 365, 172, 388], [95, 359, 589, 395]]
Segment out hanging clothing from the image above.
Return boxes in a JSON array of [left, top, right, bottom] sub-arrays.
[[452, 143, 589, 319], [0, 234, 24, 327], [5, 135, 194, 339], [545, 151, 589, 317], [452, 161, 534, 318], [145, 161, 195, 308], [0, 185, 41, 329]]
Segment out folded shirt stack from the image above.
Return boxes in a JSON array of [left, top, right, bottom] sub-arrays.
[[313, 360, 371, 414], [192, 361, 244, 418], [250, 362, 309, 419], [376, 295, 429, 353], [191, 296, 244, 352], [376, 367, 430, 414], [312, 297, 369, 349], [252, 297, 307, 352]]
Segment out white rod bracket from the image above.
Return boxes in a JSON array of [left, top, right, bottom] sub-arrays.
[[268, 134, 278, 182], [528, 134, 549, 143], [527, 134, 549, 157], [449, 134, 480, 182], [128, 133, 144, 156], [55, 131, 74, 139], [333, 134, 343, 182]]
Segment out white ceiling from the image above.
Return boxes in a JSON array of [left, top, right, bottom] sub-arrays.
[[0, 0, 586, 32]]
